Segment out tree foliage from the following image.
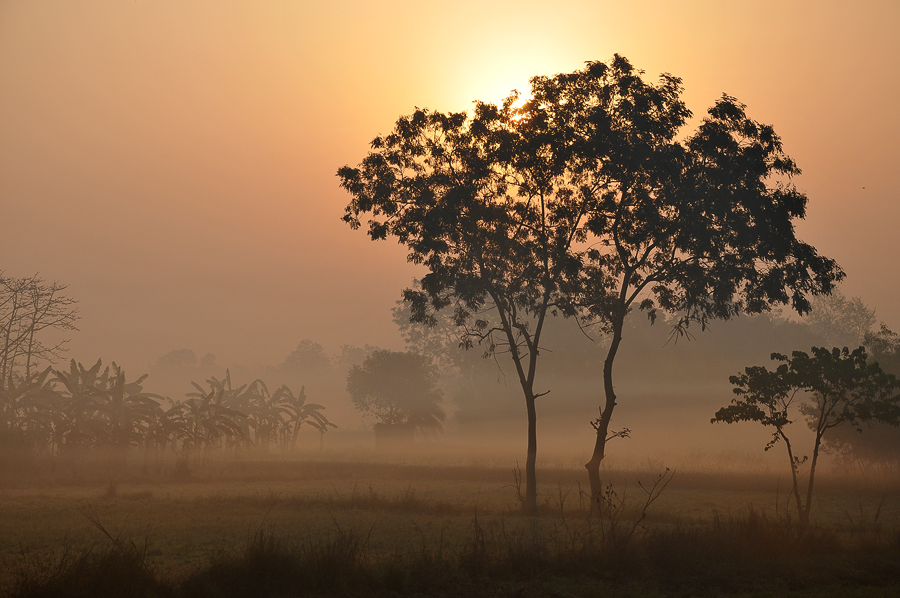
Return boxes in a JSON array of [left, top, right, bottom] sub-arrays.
[[276, 340, 332, 377], [340, 86, 588, 509], [825, 324, 900, 465], [566, 64, 844, 505], [805, 290, 876, 348]]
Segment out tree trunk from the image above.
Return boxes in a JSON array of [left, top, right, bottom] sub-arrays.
[[782, 431, 805, 526], [802, 429, 826, 528], [585, 315, 624, 509], [524, 391, 537, 513]]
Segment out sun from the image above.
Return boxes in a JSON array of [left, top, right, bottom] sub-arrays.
[[439, 42, 577, 111]]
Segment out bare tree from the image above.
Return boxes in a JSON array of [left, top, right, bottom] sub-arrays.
[[0, 273, 79, 381]]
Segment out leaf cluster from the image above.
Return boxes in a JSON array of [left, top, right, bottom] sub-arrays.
[[714, 347, 900, 450]]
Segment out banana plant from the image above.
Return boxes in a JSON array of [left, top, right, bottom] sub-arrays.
[[94, 362, 163, 452], [241, 379, 291, 452], [182, 371, 247, 460], [53, 359, 163, 455], [52, 359, 108, 450], [275, 384, 336, 451], [0, 366, 55, 450]]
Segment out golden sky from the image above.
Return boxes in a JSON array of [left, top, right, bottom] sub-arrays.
[[2, 0, 898, 371]]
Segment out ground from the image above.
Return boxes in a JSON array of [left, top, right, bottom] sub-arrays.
[[1, 454, 898, 597]]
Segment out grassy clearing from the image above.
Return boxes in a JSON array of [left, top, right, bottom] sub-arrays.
[[1, 456, 899, 597]]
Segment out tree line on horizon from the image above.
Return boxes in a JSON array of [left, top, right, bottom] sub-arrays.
[[3, 265, 899, 477]]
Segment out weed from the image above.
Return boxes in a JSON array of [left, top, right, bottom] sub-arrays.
[[11, 514, 168, 598]]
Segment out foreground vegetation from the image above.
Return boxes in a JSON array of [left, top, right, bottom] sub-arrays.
[[2, 457, 898, 597]]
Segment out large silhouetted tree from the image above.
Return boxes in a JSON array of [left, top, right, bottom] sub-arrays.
[[549, 58, 846, 504], [338, 55, 844, 511], [339, 91, 591, 511]]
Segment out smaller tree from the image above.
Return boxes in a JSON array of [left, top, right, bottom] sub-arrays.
[[346, 350, 445, 448], [864, 324, 900, 372], [713, 347, 900, 527]]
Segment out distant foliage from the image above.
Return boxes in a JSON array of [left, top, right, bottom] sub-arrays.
[[827, 324, 900, 465], [806, 290, 877, 348], [0, 361, 336, 463], [346, 350, 445, 435], [276, 340, 332, 377]]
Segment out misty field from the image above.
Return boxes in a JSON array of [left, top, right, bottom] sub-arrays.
[[1, 454, 898, 597]]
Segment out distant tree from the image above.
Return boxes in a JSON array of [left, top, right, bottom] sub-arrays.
[[392, 290, 518, 425], [392, 283, 469, 373], [827, 324, 900, 466], [805, 290, 876, 348], [332, 344, 379, 374], [276, 340, 332, 377], [713, 347, 900, 527], [0, 273, 79, 381], [346, 350, 445, 447], [864, 323, 900, 373], [156, 349, 199, 370]]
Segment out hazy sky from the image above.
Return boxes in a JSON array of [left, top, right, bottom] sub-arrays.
[[2, 0, 898, 373]]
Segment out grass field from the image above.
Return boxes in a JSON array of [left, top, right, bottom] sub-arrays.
[[1, 453, 899, 597]]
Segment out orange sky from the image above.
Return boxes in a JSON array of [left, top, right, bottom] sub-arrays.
[[2, 0, 898, 372]]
